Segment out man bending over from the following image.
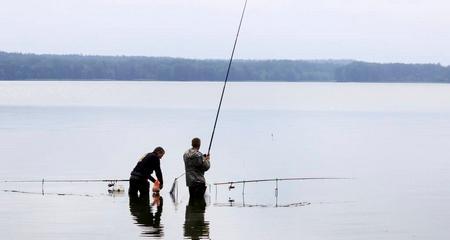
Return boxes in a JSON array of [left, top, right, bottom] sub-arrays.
[[129, 147, 165, 198]]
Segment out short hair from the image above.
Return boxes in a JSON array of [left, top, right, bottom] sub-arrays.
[[191, 138, 201, 148], [153, 146, 165, 154]]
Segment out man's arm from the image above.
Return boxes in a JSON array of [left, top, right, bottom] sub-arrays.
[[155, 164, 163, 189], [202, 154, 210, 171], [142, 153, 156, 183], [188, 151, 210, 172], [149, 176, 156, 183]]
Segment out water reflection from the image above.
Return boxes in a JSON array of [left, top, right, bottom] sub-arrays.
[[184, 197, 210, 239], [129, 194, 164, 238]]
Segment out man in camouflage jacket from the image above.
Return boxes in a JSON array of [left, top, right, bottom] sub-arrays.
[[183, 138, 210, 198]]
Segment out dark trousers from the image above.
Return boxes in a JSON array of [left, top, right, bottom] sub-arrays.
[[188, 184, 206, 199], [184, 195, 208, 239], [129, 179, 149, 198]]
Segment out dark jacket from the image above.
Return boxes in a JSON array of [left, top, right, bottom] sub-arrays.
[[130, 152, 163, 188], [183, 148, 210, 187]]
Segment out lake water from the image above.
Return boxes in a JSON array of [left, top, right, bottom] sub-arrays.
[[1, 81, 450, 239]]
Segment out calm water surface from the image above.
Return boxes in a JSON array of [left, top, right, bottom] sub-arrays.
[[1, 81, 450, 239]]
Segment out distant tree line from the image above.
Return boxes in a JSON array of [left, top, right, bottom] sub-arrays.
[[335, 61, 450, 83], [0, 51, 449, 82]]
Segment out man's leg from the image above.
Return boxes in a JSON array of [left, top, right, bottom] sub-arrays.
[[189, 184, 206, 199], [128, 179, 139, 198], [138, 180, 150, 198]]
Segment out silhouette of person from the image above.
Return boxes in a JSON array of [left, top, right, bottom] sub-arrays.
[[184, 196, 210, 239], [129, 193, 164, 238]]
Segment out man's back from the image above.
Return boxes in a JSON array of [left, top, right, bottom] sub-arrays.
[[183, 148, 210, 187], [131, 152, 163, 187]]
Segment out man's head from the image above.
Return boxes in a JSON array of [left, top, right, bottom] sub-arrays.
[[153, 146, 165, 159], [191, 138, 201, 149]]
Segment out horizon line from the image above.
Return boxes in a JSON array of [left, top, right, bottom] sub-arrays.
[[1, 50, 447, 66]]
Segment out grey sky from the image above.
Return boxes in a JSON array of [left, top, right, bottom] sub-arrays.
[[1, 0, 449, 64]]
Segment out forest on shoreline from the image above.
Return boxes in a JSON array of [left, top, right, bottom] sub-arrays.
[[1, 51, 449, 83]]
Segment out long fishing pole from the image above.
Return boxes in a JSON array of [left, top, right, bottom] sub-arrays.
[[212, 177, 352, 206], [2, 179, 129, 183], [214, 177, 352, 186], [1, 179, 129, 197], [169, 0, 248, 194], [207, 0, 248, 155]]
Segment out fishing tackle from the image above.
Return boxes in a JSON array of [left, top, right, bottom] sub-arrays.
[[213, 177, 352, 206], [207, 0, 248, 155], [170, 0, 249, 195]]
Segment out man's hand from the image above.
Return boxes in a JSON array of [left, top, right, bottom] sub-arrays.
[[205, 154, 210, 161], [153, 180, 161, 192], [156, 180, 163, 190]]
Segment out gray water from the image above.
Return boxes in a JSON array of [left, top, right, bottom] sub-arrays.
[[1, 81, 450, 239]]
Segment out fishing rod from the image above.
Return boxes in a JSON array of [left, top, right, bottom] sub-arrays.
[[170, 0, 248, 195], [213, 177, 352, 186], [2, 179, 129, 183], [208, 0, 248, 155], [2, 189, 94, 197], [1, 178, 130, 196], [213, 177, 352, 206]]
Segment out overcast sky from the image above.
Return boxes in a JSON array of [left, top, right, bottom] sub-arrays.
[[1, 0, 449, 64]]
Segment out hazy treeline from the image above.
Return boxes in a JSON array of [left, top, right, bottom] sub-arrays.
[[1, 51, 449, 82], [335, 61, 450, 83], [0, 52, 343, 81]]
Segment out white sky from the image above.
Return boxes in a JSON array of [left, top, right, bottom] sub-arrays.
[[1, 0, 449, 64]]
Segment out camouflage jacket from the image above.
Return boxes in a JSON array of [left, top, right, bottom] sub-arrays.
[[183, 148, 210, 187]]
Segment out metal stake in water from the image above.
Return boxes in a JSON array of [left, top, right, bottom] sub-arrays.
[[275, 178, 279, 207], [41, 178, 45, 195]]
